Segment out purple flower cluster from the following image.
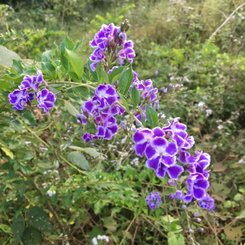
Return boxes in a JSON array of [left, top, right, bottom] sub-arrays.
[[77, 84, 125, 142], [133, 126, 184, 180], [130, 70, 159, 124], [146, 192, 162, 210], [133, 71, 159, 109], [89, 23, 135, 71], [171, 151, 215, 210], [133, 118, 214, 211], [8, 71, 56, 113]]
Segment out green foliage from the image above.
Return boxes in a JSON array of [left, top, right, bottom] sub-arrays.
[[0, 0, 244, 244], [118, 66, 133, 95]]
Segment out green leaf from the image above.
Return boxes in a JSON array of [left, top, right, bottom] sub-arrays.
[[103, 217, 117, 232], [68, 146, 104, 159], [168, 232, 185, 245], [237, 210, 245, 219], [119, 95, 129, 111], [12, 215, 25, 243], [67, 151, 90, 170], [118, 66, 133, 95], [168, 232, 178, 245], [65, 48, 83, 79], [60, 36, 74, 55], [85, 122, 97, 134], [146, 105, 158, 128], [0, 79, 13, 90], [22, 227, 42, 245], [95, 63, 109, 83], [12, 59, 24, 73], [109, 66, 124, 83], [0, 142, 14, 159], [130, 85, 141, 108], [0, 224, 12, 234], [64, 100, 79, 116], [27, 207, 52, 233]]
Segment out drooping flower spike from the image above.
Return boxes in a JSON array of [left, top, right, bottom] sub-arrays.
[[133, 118, 214, 211], [89, 23, 135, 71]]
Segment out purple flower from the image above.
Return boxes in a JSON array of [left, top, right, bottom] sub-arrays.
[[182, 173, 209, 202], [133, 128, 153, 157], [179, 151, 210, 178], [132, 118, 214, 211], [133, 78, 159, 109], [8, 89, 29, 110], [146, 192, 162, 210], [118, 40, 135, 65], [169, 190, 183, 200], [8, 70, 55, 112], [37, 89, 56, 113], [89, 23, 135, 71], [163, 118, 195, 150], [19, 70, 46, 91], [198, 194, 215, 211], [78, 84, 124, 142], [133, 126, 184, 180]]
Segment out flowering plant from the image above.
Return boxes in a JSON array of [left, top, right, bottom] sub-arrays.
[[4, 20, 216, 244]]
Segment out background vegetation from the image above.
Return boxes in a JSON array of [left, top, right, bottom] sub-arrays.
[[0, 0, 244, 244]]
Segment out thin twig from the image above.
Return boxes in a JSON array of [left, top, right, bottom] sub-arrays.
[[184, 209, 197, 245], [141, 215, 168, 238], [209, 3, 245, 40], [119, 216, 136, 245], [203, 213, 223, 245], [15, 113, 49, 147], [131, 218, 139, 245]]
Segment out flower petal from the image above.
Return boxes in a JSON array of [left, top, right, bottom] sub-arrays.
[[167, 165, 184, 180]]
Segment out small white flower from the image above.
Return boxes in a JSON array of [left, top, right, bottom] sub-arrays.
[[217, 125, 224, 130], [131, 157, 139, 166], [121, 136, 127, 144], [197, 101, 205, 108], [92, 235, 109, 244], [205, 109, 213, 117], [238, 157, 245, 164], [92, 237, 98, 245], [47, 189, 56, 197]]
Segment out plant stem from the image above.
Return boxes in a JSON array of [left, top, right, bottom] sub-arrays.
[[16, 113, 49, 148], [119, 216, 136, 245], [209, 3, 245, 40]]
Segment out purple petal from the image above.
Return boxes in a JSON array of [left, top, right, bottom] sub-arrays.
[[135, 142, 148, 157], [84, 100, 94, 113], [145, 145, 157, 159], [133, 131, 144, 143], [167, 165, 184, 180], [161, 156, 176, 167], [152, 137, 167, 147], [195, 179, 209, 190], [183, 194, 193, 203], [146, 157, 160, 170], [41, 88, 48, 97], [193, 187, 205, 200], [156, 165, 166, 178], [165, 142, 178, 156], [153, 127, 164, 137]]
